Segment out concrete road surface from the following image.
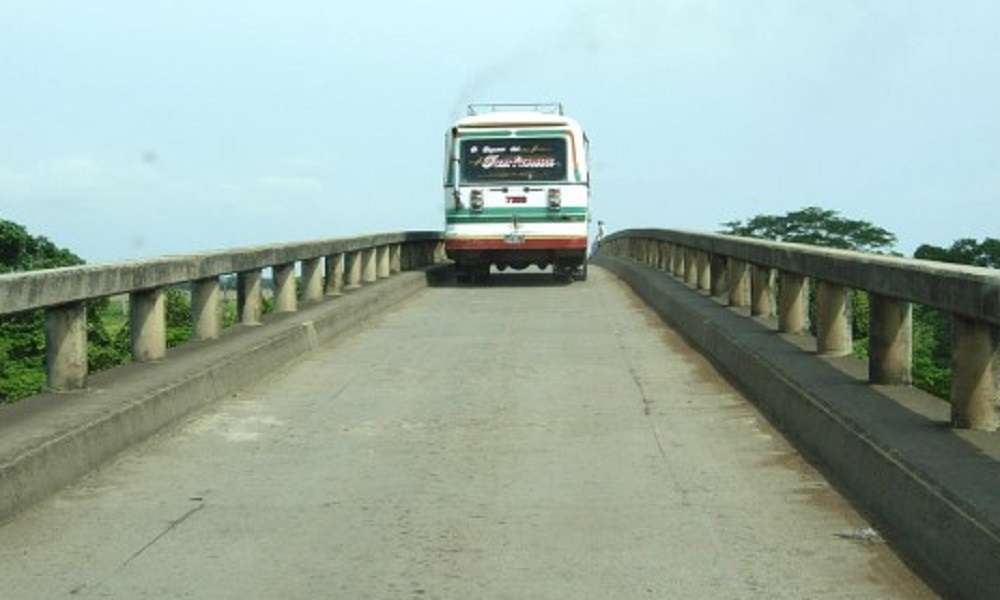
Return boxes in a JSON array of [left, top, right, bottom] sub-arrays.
[[0, 267, 935, 599]]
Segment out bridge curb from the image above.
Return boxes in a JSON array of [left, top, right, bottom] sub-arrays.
[[0, 267, 445, 524], [596, 256, 1000, 600]]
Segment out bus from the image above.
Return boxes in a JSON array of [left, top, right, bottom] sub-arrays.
[[443, 103, 590, 283]]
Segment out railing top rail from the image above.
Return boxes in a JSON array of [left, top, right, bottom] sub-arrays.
[[0, 231, 443, 316], [606, 228, 1000, 325]]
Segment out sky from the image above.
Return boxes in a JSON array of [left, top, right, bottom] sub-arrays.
[[1, 0, 998, 262]]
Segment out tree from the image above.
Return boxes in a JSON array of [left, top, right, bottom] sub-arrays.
[[0, 219, 127, 402], [914, 237, 1000, 268], [721, 206, 897, 253]]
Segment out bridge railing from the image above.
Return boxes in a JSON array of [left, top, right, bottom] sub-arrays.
[[0, 232, 446, 393], [600, 229, 1000, 431]]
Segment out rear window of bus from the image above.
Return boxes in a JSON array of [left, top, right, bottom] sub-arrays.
[[460, 137, 568, 183]]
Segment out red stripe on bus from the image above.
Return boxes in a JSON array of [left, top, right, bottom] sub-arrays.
[[445, 237, 588, 250]]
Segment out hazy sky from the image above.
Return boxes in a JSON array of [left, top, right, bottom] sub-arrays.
[[1, 1, 997, 262]]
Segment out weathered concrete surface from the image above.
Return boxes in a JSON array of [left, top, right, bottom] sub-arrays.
[[597, 254, 1000, 599], [0, 268, 442, 524], [0, 268, 932, 599], [607, 229, 1000, 326], [0, 232, 441, 315]]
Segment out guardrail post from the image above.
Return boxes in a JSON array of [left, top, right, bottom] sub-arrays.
[[237, 270, 263, 325], [696, 252, 711, 291], [684, 248, 698, 287], [649, 240, 659, 267], [192, 277, 221, 341], [130, 287, 166, 361], [672, 245, 684, 277], [273, 263, 297, 312], [751, 265, 775, 316], [816, 281, 852, 356], [710, 254, 728, 297], [950, 317, 998, 431], [345, 251, 362, 289], [390, 244, 402, 273], [325, 253, 344, 296], [301, 257, 323, 303], [434, 240, 447, 263], [376, 245, 391, 278], [778, 272, 808, 334], [869, 294, 912, 385], [727, 258, 750, 307], [362, 247, 378, 283], [659, 243, 671, 270], [45, 302, 88, 390]]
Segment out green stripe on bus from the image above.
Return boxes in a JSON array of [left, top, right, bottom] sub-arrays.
[[446, 215, 587, 224], [457, 130, 514, 138], [446, 207, 587, 217]]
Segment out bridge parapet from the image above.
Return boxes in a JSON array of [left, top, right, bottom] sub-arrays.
[[601, 229, 1000, 431], [0, 232, 446, 393]]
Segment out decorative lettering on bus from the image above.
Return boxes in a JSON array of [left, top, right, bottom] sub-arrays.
[[460, 138, 567, 183]]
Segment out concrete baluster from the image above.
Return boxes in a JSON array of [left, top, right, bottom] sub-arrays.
[[660, 243, 671, 270], [362, 247, 378, 283], [949, 317, 998, 431], [697, 252, 711, 291], [778, 272, 808, 334], [709, 254, 728, 297], [751, 265, 775, 317], [325, 253, 345, 296], [376, 246, 391, 279], [345, 251, 363, 289], [815, 281, 852, 356], [237, 270, 263, 325], [727, 258, 750, 308], [672, 245, 684, 277], [869, 294, 912, 385], [45, 301, 88, 391], [130, 287, 166, 361], [434, 240, 447, 263], [192, 277, 221, 340], [684, 249, 698, 287], [390, 244, 402, 273], [273, 263, 297, 313], [301, 258, 323, 303]]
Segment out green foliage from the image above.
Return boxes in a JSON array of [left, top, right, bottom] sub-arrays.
[[0, 219, 90, 402], [0, 219, 84, 273], [165, 287, 192, 348], [912, 310, 952, 399], [88, 299, 130, 372], [914, 237, 1000, 268], [721, 206, 897, 253], [0, 311, 47, 401]]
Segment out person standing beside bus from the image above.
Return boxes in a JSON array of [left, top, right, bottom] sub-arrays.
[[593, 220, 606, 255]]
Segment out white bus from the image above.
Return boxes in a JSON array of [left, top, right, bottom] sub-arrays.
[[443, 103, 590, 282]]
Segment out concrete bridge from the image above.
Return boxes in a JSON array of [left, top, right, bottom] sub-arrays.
[[1, 230, 998, 598]]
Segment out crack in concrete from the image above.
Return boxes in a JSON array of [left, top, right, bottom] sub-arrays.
[[122, 503, 205, 567]]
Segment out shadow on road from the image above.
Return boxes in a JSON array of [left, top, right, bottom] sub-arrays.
[[426, 266, 575, 288]]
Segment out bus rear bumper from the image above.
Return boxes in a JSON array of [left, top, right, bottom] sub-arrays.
[[445, 237, 587, 270]]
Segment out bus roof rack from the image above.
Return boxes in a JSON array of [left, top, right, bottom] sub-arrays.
[[467, 102, 564, 116]]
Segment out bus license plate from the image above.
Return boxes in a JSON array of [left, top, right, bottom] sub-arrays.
[[504, 232, 526, 245]]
